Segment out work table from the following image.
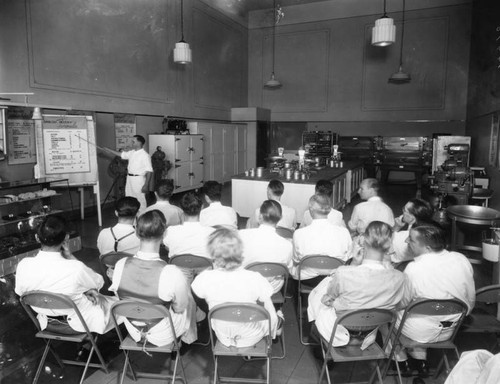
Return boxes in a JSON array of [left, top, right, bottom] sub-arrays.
[[231, 161, 365, 221]]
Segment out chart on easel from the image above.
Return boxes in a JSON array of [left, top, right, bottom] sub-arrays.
[[42, 126, 90, 174]]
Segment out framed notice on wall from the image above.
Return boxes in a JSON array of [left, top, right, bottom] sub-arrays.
[[490, 113, 499, 167], [6, 107, 36, 165], [114, 113, 136, 151]]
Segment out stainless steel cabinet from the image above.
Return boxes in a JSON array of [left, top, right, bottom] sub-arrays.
[[149, 134, 204, 192]]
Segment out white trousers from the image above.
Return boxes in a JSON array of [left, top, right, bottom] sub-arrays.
[[125, 175, 147, 213]]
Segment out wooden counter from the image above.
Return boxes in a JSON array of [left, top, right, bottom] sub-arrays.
[[231, 161, 364, 221]]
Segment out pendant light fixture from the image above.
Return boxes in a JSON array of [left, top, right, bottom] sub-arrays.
[[372, 0, 396, 47], [264, 1, 282, 89], [173, 0, 192, 64], [389, 0, 411, 83]]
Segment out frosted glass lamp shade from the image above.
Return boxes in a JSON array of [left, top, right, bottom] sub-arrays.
[[173, 41, 192, 64], [32, 107, 42, 120], [264, 72, 282, 89], [372, 17, 396, 47]]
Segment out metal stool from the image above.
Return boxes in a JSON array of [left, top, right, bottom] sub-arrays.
[[470, 188, 494, 207], [447, 205, 500, 265]]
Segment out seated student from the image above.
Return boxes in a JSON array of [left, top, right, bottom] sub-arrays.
[[143, 179, 183, 227], [391, 198, 434, 263], [389, 224, 475, 379], [239, 200, 293, 293], [290, 194, 352, 282], [109, 210, 197, 347], [348, 178, 394, 235], [246, 179, 297, 231], [163, 192, 215, 282], [200, 180, 238, 229], [307, 221, 407, 345], [15, 215, 118, 334], [192, 228, 279, 348], [300, 180, 345, 228], [97, 196, 141, 256]]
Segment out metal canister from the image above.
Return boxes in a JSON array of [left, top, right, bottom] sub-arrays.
[[293, 170, 300, 180], [285, 168, 292, 180], [256, 167, 264, 177], [301, 172, 307, 180], [339, 161, 344, 168], [329, 159, 335, 167], [249, 168, 255, 177]]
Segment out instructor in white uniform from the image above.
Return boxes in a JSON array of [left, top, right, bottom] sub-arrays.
[[101, 135, 153, 212]]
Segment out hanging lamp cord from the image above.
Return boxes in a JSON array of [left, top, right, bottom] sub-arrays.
[[399, 0, 406, 67], [271, 0, 277, 74], [180, 0, 185, 42]]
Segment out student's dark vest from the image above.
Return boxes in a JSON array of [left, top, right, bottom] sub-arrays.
[[117, 257, 167, 304]]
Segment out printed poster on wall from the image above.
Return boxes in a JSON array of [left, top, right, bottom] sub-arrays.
[[490, 113, 499, 167], [114, 113, 136, 151], [7, 107, 36, 164]]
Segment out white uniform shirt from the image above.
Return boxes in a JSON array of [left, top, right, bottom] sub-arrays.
[[144, 201, 183, 227], [291, 219, 352, 279], [121, 148, 153, 175], [192, 268, 278, 348], [15, 251, 115, 334], [163, 221, 215, 258], [239, 225, 293, 293], [109, 251, 196, 346], [348, 196, 395, 234], [200, 202, 238, 229], [97, 223, 140, 256], [400, 250, 475, 343], [247, 201, 297, 231], [391, 230, 413, 263], [300, 208, 345, 228]]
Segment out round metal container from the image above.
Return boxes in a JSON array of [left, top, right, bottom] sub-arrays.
[[301, 173, 307, 180], [249, 168, 255, 177], [447, 205, 500, 225], [256, 167, 264, 177], [293, 171, 300, 180], [329, 159, 335, 167], [285, 169, 292, 180]]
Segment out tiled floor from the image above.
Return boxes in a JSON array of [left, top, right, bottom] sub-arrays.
[[3, 182, 497, 384]]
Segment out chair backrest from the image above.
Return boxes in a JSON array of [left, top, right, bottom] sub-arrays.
[[169, 254, 213, 269], [208, 303, 272, 350], [99, 251, 132, 268], [475, 284, 500, 303], [276, 226, 294, 239], [110, 300, 179, 348], [327, 308, 396, 351], [397, 298, 468, 344], [208, 302, 270, 323], [20, 291, 91, 334], [245, 262, 288, 279], [298, 254, 344, 280]]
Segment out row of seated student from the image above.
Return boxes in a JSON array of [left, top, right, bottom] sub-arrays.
[[15, 176, 474, 384]]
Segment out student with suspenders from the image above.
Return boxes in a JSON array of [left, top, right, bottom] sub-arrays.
[[97, 197, 141, 256]]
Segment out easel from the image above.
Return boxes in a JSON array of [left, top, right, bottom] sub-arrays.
[[78, 183, 102, 227], [34, 115, 102, 226]]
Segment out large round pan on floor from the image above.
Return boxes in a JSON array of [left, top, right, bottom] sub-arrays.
[[446, 205, 500, 225]]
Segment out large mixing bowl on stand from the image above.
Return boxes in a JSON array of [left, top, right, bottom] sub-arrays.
[[447, 205, 500, 265]]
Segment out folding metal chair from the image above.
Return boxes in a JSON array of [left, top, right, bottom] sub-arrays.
[[110, 300, 186, 384], [245, 262, 289, 359], [297, 255, 345, 345], [461, 284, 500, 352], [276, 226, 294, 240], [318, 308, 397, 384], [168, 253, 213, 274], [385, 298, 468, 384], [20, 291, 109, 384], [208, 303, 273, 384], [99, 251, 132, 284]]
